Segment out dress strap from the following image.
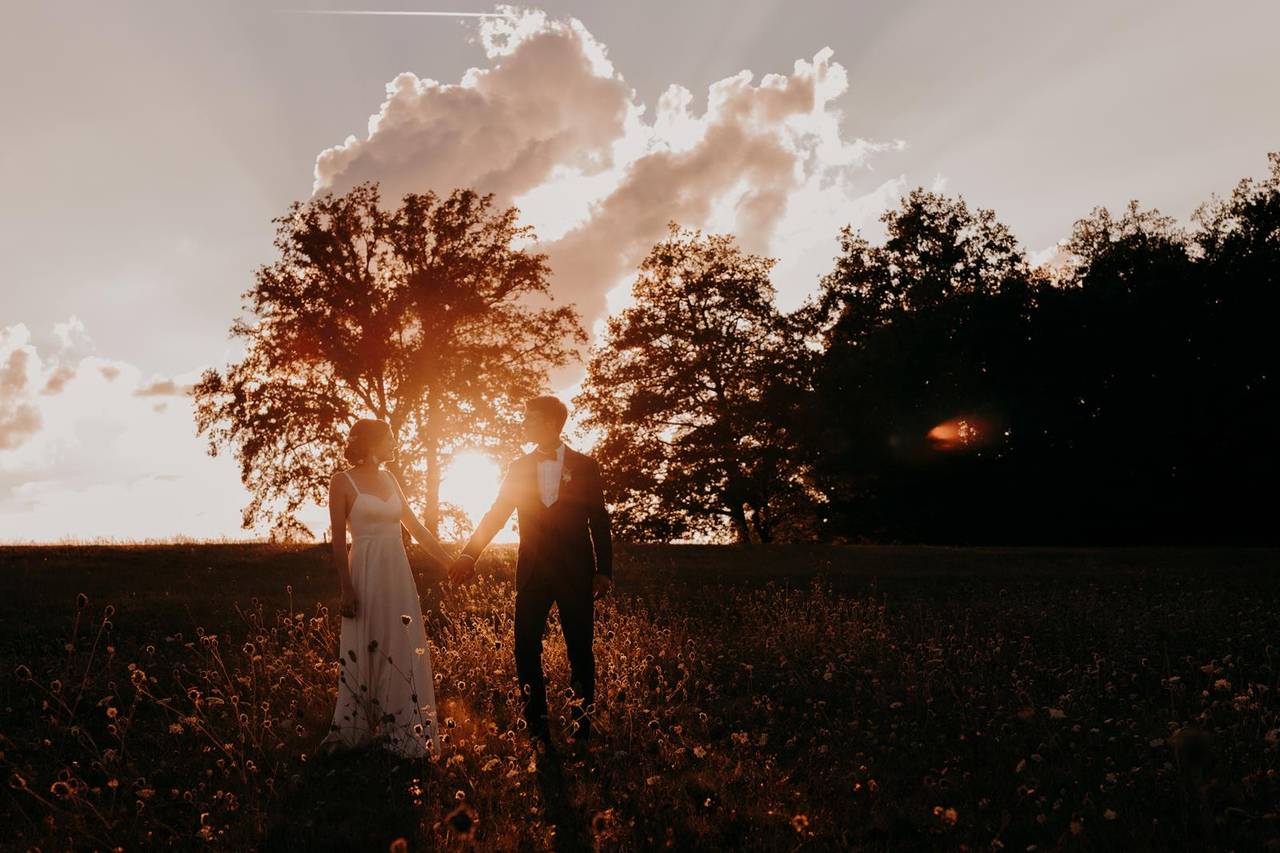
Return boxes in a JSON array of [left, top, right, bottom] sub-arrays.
[[342, 470, 360, 494]]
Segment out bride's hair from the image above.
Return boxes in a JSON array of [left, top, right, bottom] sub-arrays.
[[343, 419, 393, 465]]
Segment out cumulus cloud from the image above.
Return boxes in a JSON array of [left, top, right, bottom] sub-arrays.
[[42, 366, 76, 395], [314, 9, 631, 205], [314, 7, 908, 328], [0, 333, 42, 450], [134, 378, 194, 397], [0, 320, 252, 542]]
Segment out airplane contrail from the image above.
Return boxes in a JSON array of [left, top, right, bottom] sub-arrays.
[[285, 9, 518, 18]]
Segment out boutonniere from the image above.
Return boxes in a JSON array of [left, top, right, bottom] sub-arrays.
[[561, 467, 574, 485]]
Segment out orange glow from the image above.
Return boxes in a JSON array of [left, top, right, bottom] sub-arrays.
[[927, 417, 984, 451], [440, 451, 505, 533]]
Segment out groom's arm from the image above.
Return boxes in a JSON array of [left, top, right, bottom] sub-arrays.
[[584, 458, 613, 578], [460, 464, 519, 562]]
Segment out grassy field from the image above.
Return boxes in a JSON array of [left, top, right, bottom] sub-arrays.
[[2, 543, 1278, 850]]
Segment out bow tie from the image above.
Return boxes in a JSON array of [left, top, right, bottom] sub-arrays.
[[533, 447, 560, 461]]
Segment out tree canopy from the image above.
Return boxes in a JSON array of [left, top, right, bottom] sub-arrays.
[[193, 183, 583, 540]]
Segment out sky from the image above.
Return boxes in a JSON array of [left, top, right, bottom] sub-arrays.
[[2, 0, 1278, 542]]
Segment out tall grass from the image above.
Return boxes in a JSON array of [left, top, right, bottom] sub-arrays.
[[3, 551, 1278, 849]]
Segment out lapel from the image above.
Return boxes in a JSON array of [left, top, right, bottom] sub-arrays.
[[558, 446, 577, 499]]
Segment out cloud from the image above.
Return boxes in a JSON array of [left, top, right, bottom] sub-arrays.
[[314, 7, 908, 329], [42, 366, 76, 395], [1029, 238, 1078, 282], [53, 315, 94, 355], [0, 405, 41, 451], [0, 319, 252, 542], [134, 378, 194, 397], [314, 9, 631, 205], [0, 330, 42, 449]]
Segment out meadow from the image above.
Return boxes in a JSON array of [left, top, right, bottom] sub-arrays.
[[2, 543, 1278, 851]]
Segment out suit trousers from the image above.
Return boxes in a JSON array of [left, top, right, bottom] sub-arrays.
[[514, 570, 595, 739]]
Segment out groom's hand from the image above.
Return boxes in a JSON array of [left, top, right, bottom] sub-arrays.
[[592, 574, 612, 599], [448, 554, 476, 585]]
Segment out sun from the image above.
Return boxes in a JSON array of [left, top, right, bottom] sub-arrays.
[[439, 451, 507, 538]]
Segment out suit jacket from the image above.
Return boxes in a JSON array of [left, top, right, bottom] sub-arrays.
[[462, 446, 613, 591]]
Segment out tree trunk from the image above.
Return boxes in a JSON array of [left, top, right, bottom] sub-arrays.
[[751, 504, 774, 544], [729, 502, 753, 545], [419, 388, 443, 537]]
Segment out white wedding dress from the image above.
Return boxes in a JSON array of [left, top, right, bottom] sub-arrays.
[[318, 469, 441, 759]]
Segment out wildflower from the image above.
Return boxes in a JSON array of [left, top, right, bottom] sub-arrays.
[[445, 803, 478, 839], [933, 806, 959, 827], [791, 814, 810, 833], [591, 809, 614, 835]]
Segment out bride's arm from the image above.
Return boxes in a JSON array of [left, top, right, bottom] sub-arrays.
[[328, 474, 358, 617], [390, 474, 453, 567]]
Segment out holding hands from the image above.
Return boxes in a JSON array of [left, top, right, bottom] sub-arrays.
[[448, 553, 477, 585]]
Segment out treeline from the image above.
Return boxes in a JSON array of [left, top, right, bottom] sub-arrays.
[[576, 154, 1280, 545], [196, 154, 1278, 545]]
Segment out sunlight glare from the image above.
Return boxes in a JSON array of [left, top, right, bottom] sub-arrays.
[[440, 451, 505, 536]]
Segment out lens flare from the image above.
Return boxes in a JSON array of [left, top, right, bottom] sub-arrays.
[[927, 416, 987, 451]]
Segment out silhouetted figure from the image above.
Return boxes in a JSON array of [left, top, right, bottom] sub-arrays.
[[448, 396, 613, 748]]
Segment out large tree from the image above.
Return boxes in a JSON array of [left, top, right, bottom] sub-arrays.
[[193, 183, 584, 540], [811, 156, 1280, 544], [809, 189, 1034, 540], [575, 224, 815, 544]]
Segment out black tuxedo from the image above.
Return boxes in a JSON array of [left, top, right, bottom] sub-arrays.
[[461, 445, 612, 739]]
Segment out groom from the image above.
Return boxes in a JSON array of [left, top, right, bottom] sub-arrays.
[[447, 395, 613, 747]]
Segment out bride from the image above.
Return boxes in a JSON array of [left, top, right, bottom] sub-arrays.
[[318, 418, 451, 759]]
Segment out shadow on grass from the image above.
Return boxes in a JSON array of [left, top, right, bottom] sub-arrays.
[[533, 744, 592, 853], [263, 746, 427, 852]]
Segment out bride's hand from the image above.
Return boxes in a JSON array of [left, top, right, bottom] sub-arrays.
[[340, 585, 358, 619]]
